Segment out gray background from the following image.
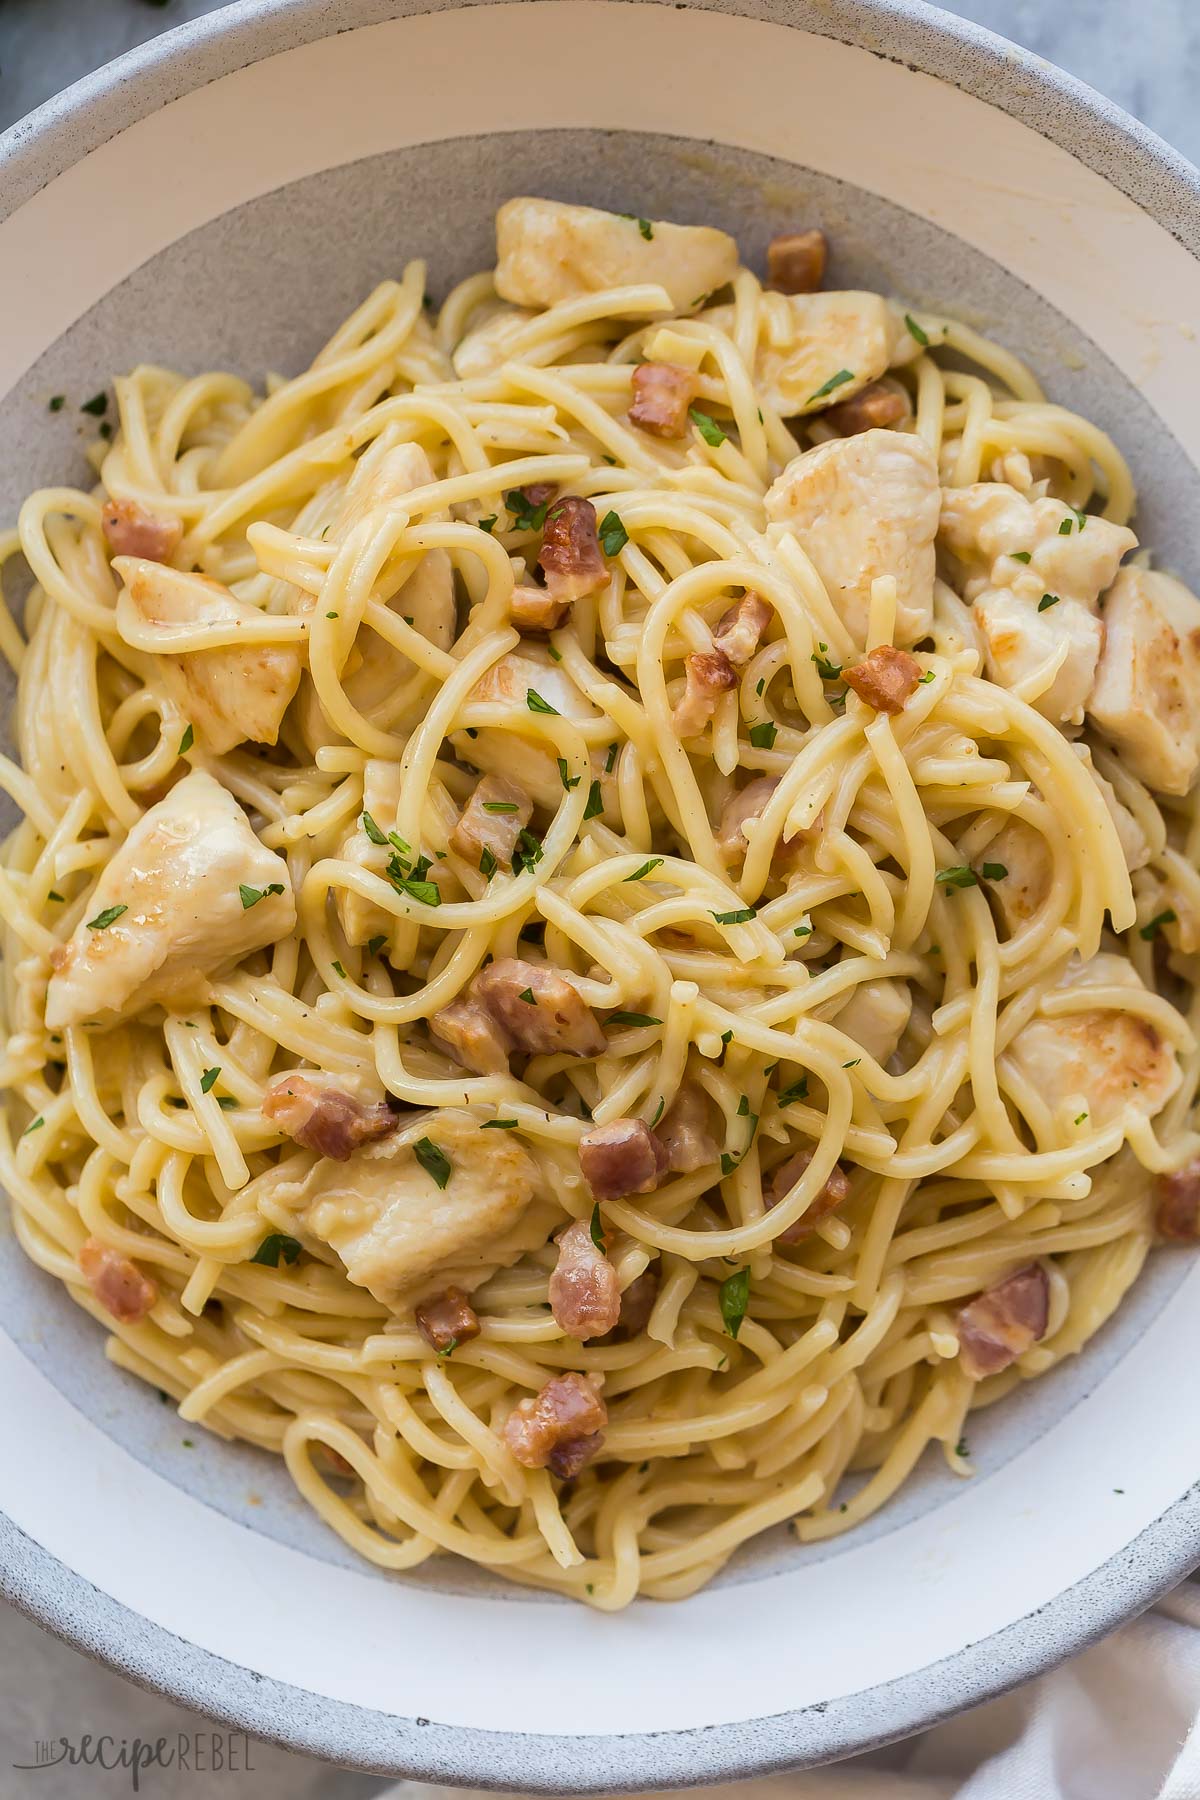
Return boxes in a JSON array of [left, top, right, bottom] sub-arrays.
[[0, 1, 1197, 1796]]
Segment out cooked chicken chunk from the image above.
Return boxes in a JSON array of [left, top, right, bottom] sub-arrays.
[[656, 1081, 719, 1173], [45, 770, 295, 1029], [335, 760, 403, 949], [672, 649, 738, 738], [510, 584, 569, 632], [262, 1074, 396, 1161], [957, 1264, 1049, 1379], [1006, 954, 1180, 1129], [456, 650, 603, 808], [502, 1370, 608, 1478], [415, 1287, 481, 1353], [765, 229, 827, 295], [549, 1219, 622, 1340], [1086, 567, 1200, 796], [101, 497, 182, 563], [979, 818, 1052, 936], [843, 645, 922, 714], [494, 197, 738, 313], [833, 978, 911, 1065], [974, 586, 1103, 725], [707, 291, 895, 418], [295, 1110, 537, 1306], [114, 558, 301, 755], [429, 997, 514, 1076], [764, 1149, 850, 1243], [938, 484, 1136, 610], [764, 429, 940, 646], [712, 593, 772, 667], [452, 303, 537, 379], [1072, 745, 1151, 873], [579, 1118, 668, 1200], [472, 957, 606, 1058], [629, 362, 698, 437], [78, 1238, 158, 1324], [538, 497, 607, 605], [449, 773, 533, 872]]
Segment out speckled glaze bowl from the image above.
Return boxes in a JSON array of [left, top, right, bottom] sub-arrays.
[[2, 0, 1200, 1788]]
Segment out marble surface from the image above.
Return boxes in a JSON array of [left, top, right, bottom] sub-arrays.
[[0, 2, 1197, 1796]]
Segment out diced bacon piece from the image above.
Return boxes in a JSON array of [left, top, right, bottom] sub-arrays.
[[843, 645, 923, 714], [629, 363, 697, 437], [1156, 1160, 1200, 1241], [429, 997, 514, 1076], [538, 496, 607, 605], [515, 481, 557, 514], [957, 1263, 1050, 1379], [656, 1081, 718, 1173], [549, 1219, 622, 1340], [824, 378, 910, 436], [101, 497, 182, 563], [766, 229, 827, 295], [471, 957, 606, 1058], [764, 1150, 850, 1243], [262, 1074, 396, 1161], [578, 1117, 668, 1201], [1087, 567, 1200, 796], [612, 1266, 659, 1338], [449, 773, 533, 871], [672, 648, 738, 738], [415, 1286, 481, 1353], [510, 584, 569, 632], [712, 593, 773, 667], [495, 198, 738, 314], [502, 1370, 608, 1477], [78, 1237, 158, 1324]]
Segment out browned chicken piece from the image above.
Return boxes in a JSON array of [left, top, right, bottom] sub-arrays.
[[579, 1117, 668, 1201], [1155, 1159, 1200, 1241], [763, 1149, 850, 1243], [502, 1370, 608, 1478], [656, 1081, 719, 1173], [449, 773, 533, 871], [510, 583, 570, 632], [415, 1286, 481, 1353], [428, 997, 514, 1076], [712, 593, 773, 668], [610, 1266, 660, 1339], [101, 497, 183, 563], [843, 645, 924, 715], [628, 362, 698, 437], [956, 1263, 1050, 1379], [824, 379, 911, 437], [262, 1075, 397, 1161], [672, 648, 738, 738], [471, 957, 606, 1058], [548, 1219, 622, 1340], [716, 776, 811, 871], [766, 228, 828, 295], [538, 497, 607, 605], [78, 1237, 158, 1323]]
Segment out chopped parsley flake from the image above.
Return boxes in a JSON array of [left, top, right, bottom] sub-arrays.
[[22, 1115, 44, 1136], [599, 511, 628, 556], [361, 810, 388, 844], [748, 720, 777, 750], [199, 1066, 220, 1094], [711, 906, 756, 924], [414, 1137, 452, 1189], [251, 1233, 302, 1267], [366, 934, 387, 957], [518, 987, 537, 1005], [1075, 1111, 1088, 1126], [557, 757, 582, 791], [526, 688, 558, 714], [935, 866, 978, 890], [793, 921, 813, 938], [477, 515, 498, 534], [607, 1010, 662, 1028], [178, 724, 194, 753], [605, 743, 619, 774], [87, 903, 127, 931], [904, 314, 930, 347], [1140, 908, 1177, 940], [719, 1266, 750, 1338], [582, 780, 605, 823], [239, 882, 285, 910], [80, 391, 109, 417], [650, 1096, 665, 1127], [981, 862, 1008, 881], [47, 891, 65, 903], [505, 489, 554, 533], [479, 846, 497, 880], [482, 800, 520, 813], [48, 395, 65, 412], [808, 368, 854, 402], [918, 670, 936, 684], [689, 407, 727, 448], [511, 828, 544, 876], [777, 1077, 809, 1105], [1038, 592, 1061, 612], [482, 1118, 518, 1130], [1010, 550, 1032, 563], [590, 1202, 607, 1254], [812, 647, 843, 681], [331, 960, 346, 978], [625, 858, 664, 881]]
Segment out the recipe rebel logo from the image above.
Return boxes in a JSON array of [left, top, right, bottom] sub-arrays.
[[11, 1731, 256, 1790]]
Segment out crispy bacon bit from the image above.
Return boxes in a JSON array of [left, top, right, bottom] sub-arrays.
[[503, 1370, 608, 1477], [538, 496, 608, 605], [449, 773, 533, 869], [510, 583, 570, 631], [611, 1266, 660, 1339], [657, 1081, 718, 1173], [471, 956, 606, 1058], [629, 362, 698, 437], [764, 1150, 850, 1244], [579, 1117, 668, 1201], [549, 1219, 622, 1340], [713, 593, 773, 668], [956, 1263, 1050, 1380], [824, 379, 911, 437], [415, 1286, 481, 1353], [843, 645, 923, 715], [100, 497, 183, 563], [1155, 1159, 1200, 1241], [672, 648, 738, 738], [78, 1237, 158, 1323], [429, 997, 514, 1075], [262, 1075, 397, 1161], [766, 228, 828, 295]]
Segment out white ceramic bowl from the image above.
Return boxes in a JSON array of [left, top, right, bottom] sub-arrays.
[[2, 2, 1200, 1788]]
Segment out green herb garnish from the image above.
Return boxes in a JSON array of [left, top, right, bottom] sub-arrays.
[[199, 1067, 219, 1094], [608, 1010, 662, 1028], [689, 408, 727, 447], [414, 1137, 452, 1189], [251, 1233, 302, 1267], [239, 883, 285, 910], [748, 721, 777, 750], [719, 1267, 750, 1338], [599, 511, 628, 556], [808, 368, 854, 402]]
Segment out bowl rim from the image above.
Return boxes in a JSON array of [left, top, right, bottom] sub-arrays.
[[2, 0, 1200, 1787]]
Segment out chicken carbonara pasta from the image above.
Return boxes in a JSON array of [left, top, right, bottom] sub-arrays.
[[3, 198, 1200, 1607]]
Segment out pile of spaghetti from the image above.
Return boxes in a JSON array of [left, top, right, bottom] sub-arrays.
[[2, 197, 1199, 1607]]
